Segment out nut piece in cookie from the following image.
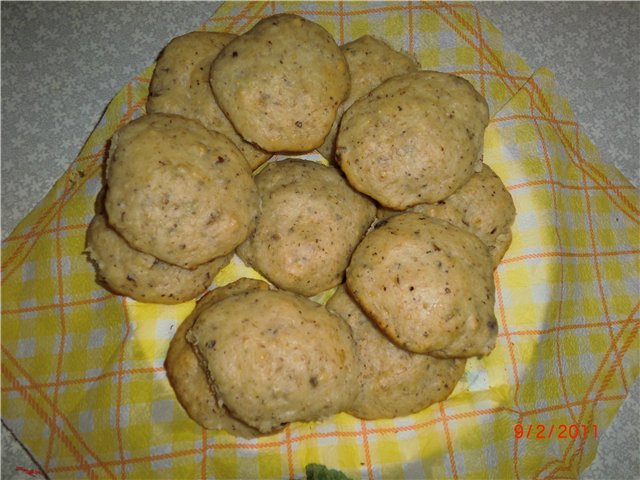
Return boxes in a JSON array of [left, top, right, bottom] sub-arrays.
[[104, 113, 259, 269], [210, 14, 350, 152], [165, 278, 269, 437], [237, 159, 376, 297], [378, 164, 516, 267], [318, 35, 420, 162], [346, 213, 497, 358], [336, 71, 489, 209], [186, 289, 359, 434], [85, 213, 229, 304], [147, 31, 271, 170], [327, 286, 466, 419]]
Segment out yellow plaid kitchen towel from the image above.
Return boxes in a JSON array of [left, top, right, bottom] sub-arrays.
[[2, 2, 638, 479]]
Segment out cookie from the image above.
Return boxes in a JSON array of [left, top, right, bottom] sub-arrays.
[[327, 286, 466, 419], [104, 113, 258, 269], [346, 213, 497, 358], [378, 164, 515, 267], [186, 289, 358, 434], [165, 278, 269, 437], [336, 71, 490, 209], [147, 31, 271, 170], [237, 159, 376, 296], [210, 14, 350, 152], [317, 35, 420, 161], [85, 213, 229, 304]]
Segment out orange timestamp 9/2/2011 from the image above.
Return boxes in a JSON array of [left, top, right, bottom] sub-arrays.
[[514, 423, 598, 440]]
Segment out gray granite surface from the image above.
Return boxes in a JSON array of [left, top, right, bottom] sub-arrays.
[[1, 2, 638, 479]]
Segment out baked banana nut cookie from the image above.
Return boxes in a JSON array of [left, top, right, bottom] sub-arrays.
[[318, 35, 420, 161], [165, 278, 269, 437], [147, 31, 271, 170], [210, 14, 350, 152], [237, 159, 376, 296], [86, 213, 229, 304], [186, 289, 359, 434], [336, 71, 490, 209], [104, 113, 258, 269], [327, 286, 466, 420], [346, 213, 498, 358], [378, 164, 515, 267]]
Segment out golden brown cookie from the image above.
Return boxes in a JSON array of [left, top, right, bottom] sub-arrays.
[[336, 71, 490, 209], [186, 289, 359, 434], [327, 286, 466, 419], [346, 213, 497, 358], [165, 279, 269, 437], [85, 213, 229, 304], [378, 164, 515, 267], [147, 31, 271, 170], [104, 113, 258, 269], [317, 35, 420, 161], [237, 159, 376, 296], [210, 14, 350, 152]]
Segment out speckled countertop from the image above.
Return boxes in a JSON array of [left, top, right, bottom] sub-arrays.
[[1, 2, 638, 479]]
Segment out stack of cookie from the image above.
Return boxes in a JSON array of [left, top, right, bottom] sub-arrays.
[[86, 14, 515, 437]]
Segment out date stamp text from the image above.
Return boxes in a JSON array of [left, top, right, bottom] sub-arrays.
[[514, 424, 598, 440]]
